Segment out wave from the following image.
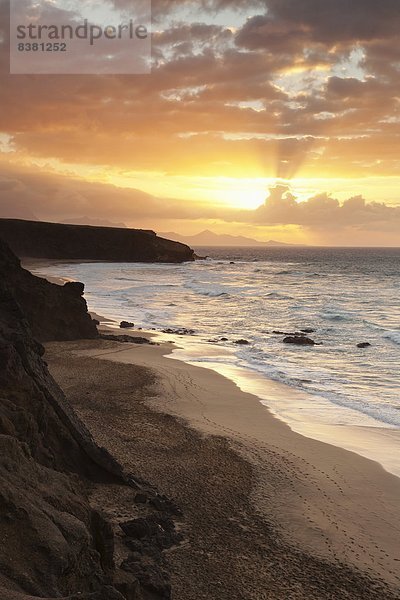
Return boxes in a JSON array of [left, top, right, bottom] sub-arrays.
[[320, 309, 354, 322], [265, 291, 293, 300], [47, 257, 400, 432], [185, 285, 231, 298], [383, 331, 400, 346], [230, 352, 400, 427], [115, 276, 135, 281]]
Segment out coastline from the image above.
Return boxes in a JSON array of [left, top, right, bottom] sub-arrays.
[[45, 334, 400, 595], [23, 259, 400, 594], [21, 258, 76, 285], [162, 336, 400, 479], [22, 258, 400, 480]]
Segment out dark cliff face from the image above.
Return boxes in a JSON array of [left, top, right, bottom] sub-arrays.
[[0, 219, 195, 263], [0, 241, 178, 599], [0, 265, 124, 598], [0, 238, 98, 342]]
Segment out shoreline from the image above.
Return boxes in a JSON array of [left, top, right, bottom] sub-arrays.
[[22, 257, 400, 479], [23, 259, 400, 593], [163, 335, 400, 479], [45, 334, 400, 594]]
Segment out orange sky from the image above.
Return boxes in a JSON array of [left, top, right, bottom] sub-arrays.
[[1, 0, 400, 245]]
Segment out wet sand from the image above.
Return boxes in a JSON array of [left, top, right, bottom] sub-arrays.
[[45, 335, 400, 599]]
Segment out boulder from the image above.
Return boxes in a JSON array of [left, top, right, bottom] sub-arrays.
[[63, 281, 85, 296], [161, 328, 195, 336], [283, 336, 315, 346], [272, 330, 300, 336], [100, 334, 153, 345], [357, 342, 371, 348], [234, 339, 250, 345], [120, 321, 134, 329]]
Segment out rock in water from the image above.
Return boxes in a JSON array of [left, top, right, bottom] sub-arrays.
[[120, 321, 134, 329], [283, 336, 316, 346], [357, 342, 371, 348]]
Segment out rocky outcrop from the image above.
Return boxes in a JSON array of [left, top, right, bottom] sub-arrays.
[[283, 336, 316, 346], [0, 241, 180, 599], [0, 219, 195, 263], [120, 322, 135, 329], [0, 238, 98, 341]]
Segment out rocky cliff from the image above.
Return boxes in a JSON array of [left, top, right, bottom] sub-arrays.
[[0, 240, 179, 599], [0, 239, 98, 342], [0, 219, 194, 263]]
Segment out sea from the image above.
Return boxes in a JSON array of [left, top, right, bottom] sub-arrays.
[[36, 247, 400, 474]]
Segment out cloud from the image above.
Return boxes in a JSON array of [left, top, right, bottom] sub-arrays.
[[251, 186, 400, 233], [0, 0, 400, 247], [0, 164, 237, 223], [266, 0, 400, 44], [1, 166, 399, 244]]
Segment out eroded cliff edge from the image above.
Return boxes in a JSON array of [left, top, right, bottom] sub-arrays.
[[0, 240, 98, 341], [0, 240, 180, 600], [0, 219, 194, 263]]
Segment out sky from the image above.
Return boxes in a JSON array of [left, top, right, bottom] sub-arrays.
[[0, 0, 400, 245]]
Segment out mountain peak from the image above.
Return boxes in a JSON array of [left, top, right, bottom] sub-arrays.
[[158, 230, 303, 247]]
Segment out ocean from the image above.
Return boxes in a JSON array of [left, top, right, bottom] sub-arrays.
[[36, 247, 400, 470]]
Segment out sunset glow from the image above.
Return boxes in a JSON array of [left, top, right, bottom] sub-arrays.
[[1, 0, 400, 245]]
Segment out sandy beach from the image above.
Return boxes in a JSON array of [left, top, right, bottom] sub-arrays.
[[44, 333, 400, 599]]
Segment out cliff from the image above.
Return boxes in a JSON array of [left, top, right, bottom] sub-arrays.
[[0, 241, 180, 599], [0, 239, 98, 342], [0, 219, 194, 263]]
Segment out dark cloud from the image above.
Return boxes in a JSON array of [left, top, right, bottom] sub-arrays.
[[266, 0, 400, 44]]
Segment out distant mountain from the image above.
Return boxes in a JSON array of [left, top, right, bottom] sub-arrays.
[[158, 229, 301, 247]]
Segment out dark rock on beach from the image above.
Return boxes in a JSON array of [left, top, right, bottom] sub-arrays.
[[120, 513, 182, 552], [273, 330, 312, 337], [0, 218, 195, 263], [119, 512, 183, 599], [234, 339, 250, 345], [120, 320, 135, 329], [283, 336, 316, 346], [162, 327, 195, 336], [357, 342, 372, 348], [100, 333, 155, 345]]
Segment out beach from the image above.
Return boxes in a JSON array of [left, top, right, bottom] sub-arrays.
[[44, 330, 400, 599]]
